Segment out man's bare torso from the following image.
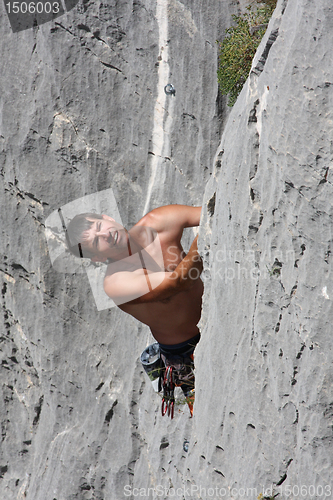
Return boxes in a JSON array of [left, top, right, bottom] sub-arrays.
[[114, 222, 203, 345]]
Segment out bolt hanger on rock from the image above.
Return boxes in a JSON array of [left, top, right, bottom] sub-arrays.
[[164, 83, 176, 96]]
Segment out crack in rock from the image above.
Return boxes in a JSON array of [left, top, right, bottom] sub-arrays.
[[251, 29, 279, 77]]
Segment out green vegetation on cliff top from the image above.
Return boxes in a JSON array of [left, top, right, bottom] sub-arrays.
[[217, 0, 277, 107]]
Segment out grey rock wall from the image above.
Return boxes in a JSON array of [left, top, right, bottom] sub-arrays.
[[1, 0, 332, 498], [0, 0, 238, 499], [196, 0, 333, 496]]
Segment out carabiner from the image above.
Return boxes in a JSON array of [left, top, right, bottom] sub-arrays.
[[169, 400, 174, 419], [162, 398, 168, 416]]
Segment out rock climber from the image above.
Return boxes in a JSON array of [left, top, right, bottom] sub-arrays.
[[66, 204, 204, 417]]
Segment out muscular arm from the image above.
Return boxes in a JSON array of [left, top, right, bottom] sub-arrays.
[[168, 235, 203, 292], [104, 236, 203, 305], [138, 205, 202, 243]]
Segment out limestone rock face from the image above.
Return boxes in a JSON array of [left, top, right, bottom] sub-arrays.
[[197, 0, 333, 495], [0, 0, 235, 498], [1, 0, 332, 498]]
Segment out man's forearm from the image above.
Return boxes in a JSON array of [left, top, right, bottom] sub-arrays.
[[124, 236, 203, 304], [169, 235, 203, 291]]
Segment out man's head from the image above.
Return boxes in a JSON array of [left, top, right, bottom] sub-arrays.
[[66, 212, 128, 263]]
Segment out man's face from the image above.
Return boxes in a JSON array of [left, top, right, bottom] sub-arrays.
[[81, 215, 129, 262]]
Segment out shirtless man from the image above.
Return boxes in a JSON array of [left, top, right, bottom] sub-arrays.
[[66, 204, 203, 345], [66, 204, 203, 416]]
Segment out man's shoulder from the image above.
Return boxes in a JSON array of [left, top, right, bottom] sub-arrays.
[[138, 205, 201, 229], [136, 205, 185, 233], [134, 204, 201, 245], [135, 210, 163, 232]]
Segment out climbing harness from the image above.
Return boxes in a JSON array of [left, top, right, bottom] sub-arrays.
[[161, 365, 175, 418], [141, 341, 197, 419], [160, 350, 196, 418]]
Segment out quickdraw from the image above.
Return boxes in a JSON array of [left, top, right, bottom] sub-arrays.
[[161, 366, 175, 419], [164, 83, 176, 96], [141, 339, 199, 420]]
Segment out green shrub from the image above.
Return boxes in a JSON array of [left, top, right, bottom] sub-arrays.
[[217, 1, 277, 107]]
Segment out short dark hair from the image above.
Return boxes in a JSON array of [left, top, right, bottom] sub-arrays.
[[66, 212, 103, 258]]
